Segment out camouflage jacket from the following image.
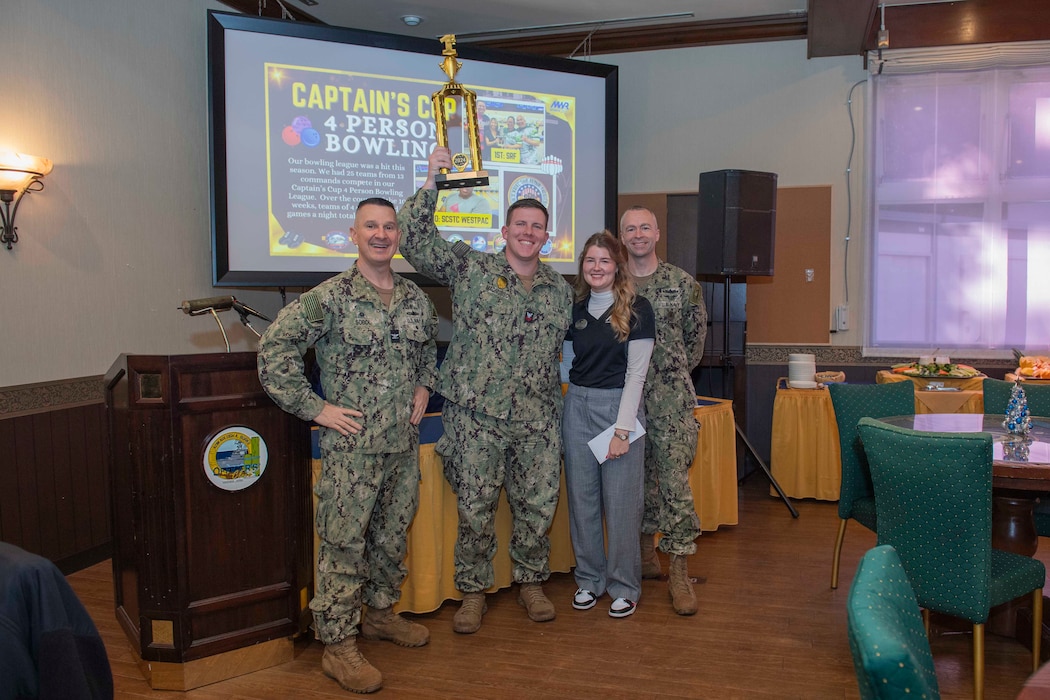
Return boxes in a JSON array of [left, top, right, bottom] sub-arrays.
[[398, 188, 572, 421], [633, 262, 708, 417], [257, 264, 438, 454]]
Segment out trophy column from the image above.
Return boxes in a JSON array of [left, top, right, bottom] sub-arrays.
[[431, 34, 490, 189]]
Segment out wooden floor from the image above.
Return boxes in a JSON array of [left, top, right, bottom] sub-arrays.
[[68, 477, 1050, 699]]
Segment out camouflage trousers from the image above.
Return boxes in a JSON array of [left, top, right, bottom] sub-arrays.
[[311, 448, 420, 645], [437, 401, 562, 593], [642, 411, 701, 555]]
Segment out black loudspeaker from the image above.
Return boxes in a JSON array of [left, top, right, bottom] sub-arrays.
[[697, 169, 777, 277], [665, 193, 699, 278]]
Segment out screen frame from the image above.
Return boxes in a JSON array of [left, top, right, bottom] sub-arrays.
[[207, 10, 618, 287]]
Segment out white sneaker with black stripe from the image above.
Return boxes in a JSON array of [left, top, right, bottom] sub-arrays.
[[572, 588, 597, 610], [608, 597, 636, 618]]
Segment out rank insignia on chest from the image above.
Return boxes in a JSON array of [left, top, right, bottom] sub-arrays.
[[390, 328, 401, 342], [574, 319, 587, 330], [496, 276, 508, 289], [524, 310, 537, 323]]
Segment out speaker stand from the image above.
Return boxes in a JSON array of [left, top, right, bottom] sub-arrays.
[[717, 276, 798, 519]]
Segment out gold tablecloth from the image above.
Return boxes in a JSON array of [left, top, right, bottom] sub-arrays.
[[770, 386, 842, 501], [770, 376, 986, 501], [312, 397, 738, 613], [876, 370, 984, 413], [876, 369, 985, 390], [690, 397, 740, 533]]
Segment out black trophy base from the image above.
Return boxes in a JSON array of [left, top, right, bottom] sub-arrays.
[[436, 170, 490, 190]]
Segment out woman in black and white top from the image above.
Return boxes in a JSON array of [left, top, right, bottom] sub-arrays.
[[561, 231, 655, 618]]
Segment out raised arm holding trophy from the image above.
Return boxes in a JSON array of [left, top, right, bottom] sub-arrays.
[[432, 35, 489, 189]]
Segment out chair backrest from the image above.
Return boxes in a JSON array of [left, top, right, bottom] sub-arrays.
[[847, 544, 941, 700], [828, 381, 915, 520], [983, 377, 1050, 417], [857, 417, 994, 623]]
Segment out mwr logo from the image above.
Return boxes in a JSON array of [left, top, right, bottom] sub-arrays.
[[549, 100, 570, 111]]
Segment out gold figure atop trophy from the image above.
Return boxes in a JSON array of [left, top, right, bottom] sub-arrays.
[[432, 34, 489, 189]]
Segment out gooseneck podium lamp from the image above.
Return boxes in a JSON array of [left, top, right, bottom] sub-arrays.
[[179, 296, 272, 352]]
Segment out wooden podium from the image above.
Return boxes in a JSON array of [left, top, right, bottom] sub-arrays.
[[104, 352, 312, 690]]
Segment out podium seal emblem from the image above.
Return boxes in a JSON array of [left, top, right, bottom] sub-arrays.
[[203, 426, 269, 491]]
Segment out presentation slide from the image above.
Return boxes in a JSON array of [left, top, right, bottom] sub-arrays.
[[211, 14, 617, 285]]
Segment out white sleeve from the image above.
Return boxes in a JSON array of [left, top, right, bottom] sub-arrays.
[[560, 340, 574, 385], [616, 338, 654, 430]]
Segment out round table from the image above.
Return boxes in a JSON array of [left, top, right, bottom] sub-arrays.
[[876, 414, 1050, 642]]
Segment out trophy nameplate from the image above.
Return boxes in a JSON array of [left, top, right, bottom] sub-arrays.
[[432, 34, 489, 190]]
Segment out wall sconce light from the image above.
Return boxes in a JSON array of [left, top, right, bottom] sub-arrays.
[[0, 151, 53, 250]]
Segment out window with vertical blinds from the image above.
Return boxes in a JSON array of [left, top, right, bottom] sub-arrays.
[[865, 43, 1050, 356]]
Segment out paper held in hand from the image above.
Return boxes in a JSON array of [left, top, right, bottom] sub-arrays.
[[587, 419, 646, 464]]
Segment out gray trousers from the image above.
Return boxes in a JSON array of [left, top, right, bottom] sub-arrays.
[[562, 384, 645, 602]]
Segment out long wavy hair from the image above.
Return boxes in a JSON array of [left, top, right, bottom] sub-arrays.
[[573, 231, 636, 342]]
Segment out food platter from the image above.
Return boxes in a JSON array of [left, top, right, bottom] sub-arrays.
[[1017, 355, 1050, 379], [890, 362, 983, 378]]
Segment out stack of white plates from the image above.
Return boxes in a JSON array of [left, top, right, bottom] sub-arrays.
[[788, 353, 817, 389]]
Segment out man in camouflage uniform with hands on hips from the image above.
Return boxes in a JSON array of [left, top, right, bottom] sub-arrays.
[[257, 197, 437, 694], [619, 206, 708, 616], [398, 146, 572, 634]]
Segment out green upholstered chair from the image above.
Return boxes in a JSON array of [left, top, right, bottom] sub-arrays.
[[827, 380, 915, 589], [857, 417, 1044, 700], [982, 378, 1050, 535], [847, 544, 940, 700], [982, 377, 1050, 417]]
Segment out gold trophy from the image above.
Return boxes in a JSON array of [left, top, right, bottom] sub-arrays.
[[432, 34, 489, 189]]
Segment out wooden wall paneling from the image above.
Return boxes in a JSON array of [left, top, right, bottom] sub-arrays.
[[14, 416, 42, 555], [863, 0, 1050, 53], [474, 14, 808, 57], [0, 404, 111, 566], [745, 186, 832, 344], [66, 405, 94, 553], [82, 404, 111, 550], [48, 409, 78, 559], [619, 186, 832, 346], [0, 418, 21, 544], [33, 412, 63, 558]]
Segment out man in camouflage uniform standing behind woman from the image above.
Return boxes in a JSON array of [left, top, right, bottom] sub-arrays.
[[257, 198, 437, 694], [398, 146, 572, 634], [619, 206, 708, 616]]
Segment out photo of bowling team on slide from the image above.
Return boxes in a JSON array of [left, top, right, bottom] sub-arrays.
[[423, 95, 571, 261]]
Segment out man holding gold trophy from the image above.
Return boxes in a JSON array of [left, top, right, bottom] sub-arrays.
[[398, 36, 573, 636]]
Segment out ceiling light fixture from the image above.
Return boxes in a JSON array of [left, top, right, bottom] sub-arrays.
[[401, 15, 423, 27]]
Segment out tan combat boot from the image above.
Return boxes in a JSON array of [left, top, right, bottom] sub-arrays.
[[641, 532, 662, 579], [360, 606, 430, 647], [321, 636, 382, 694], [668, 554, 698, 616], [453, 592, 487, 634], [517, 582, 556, 622]]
